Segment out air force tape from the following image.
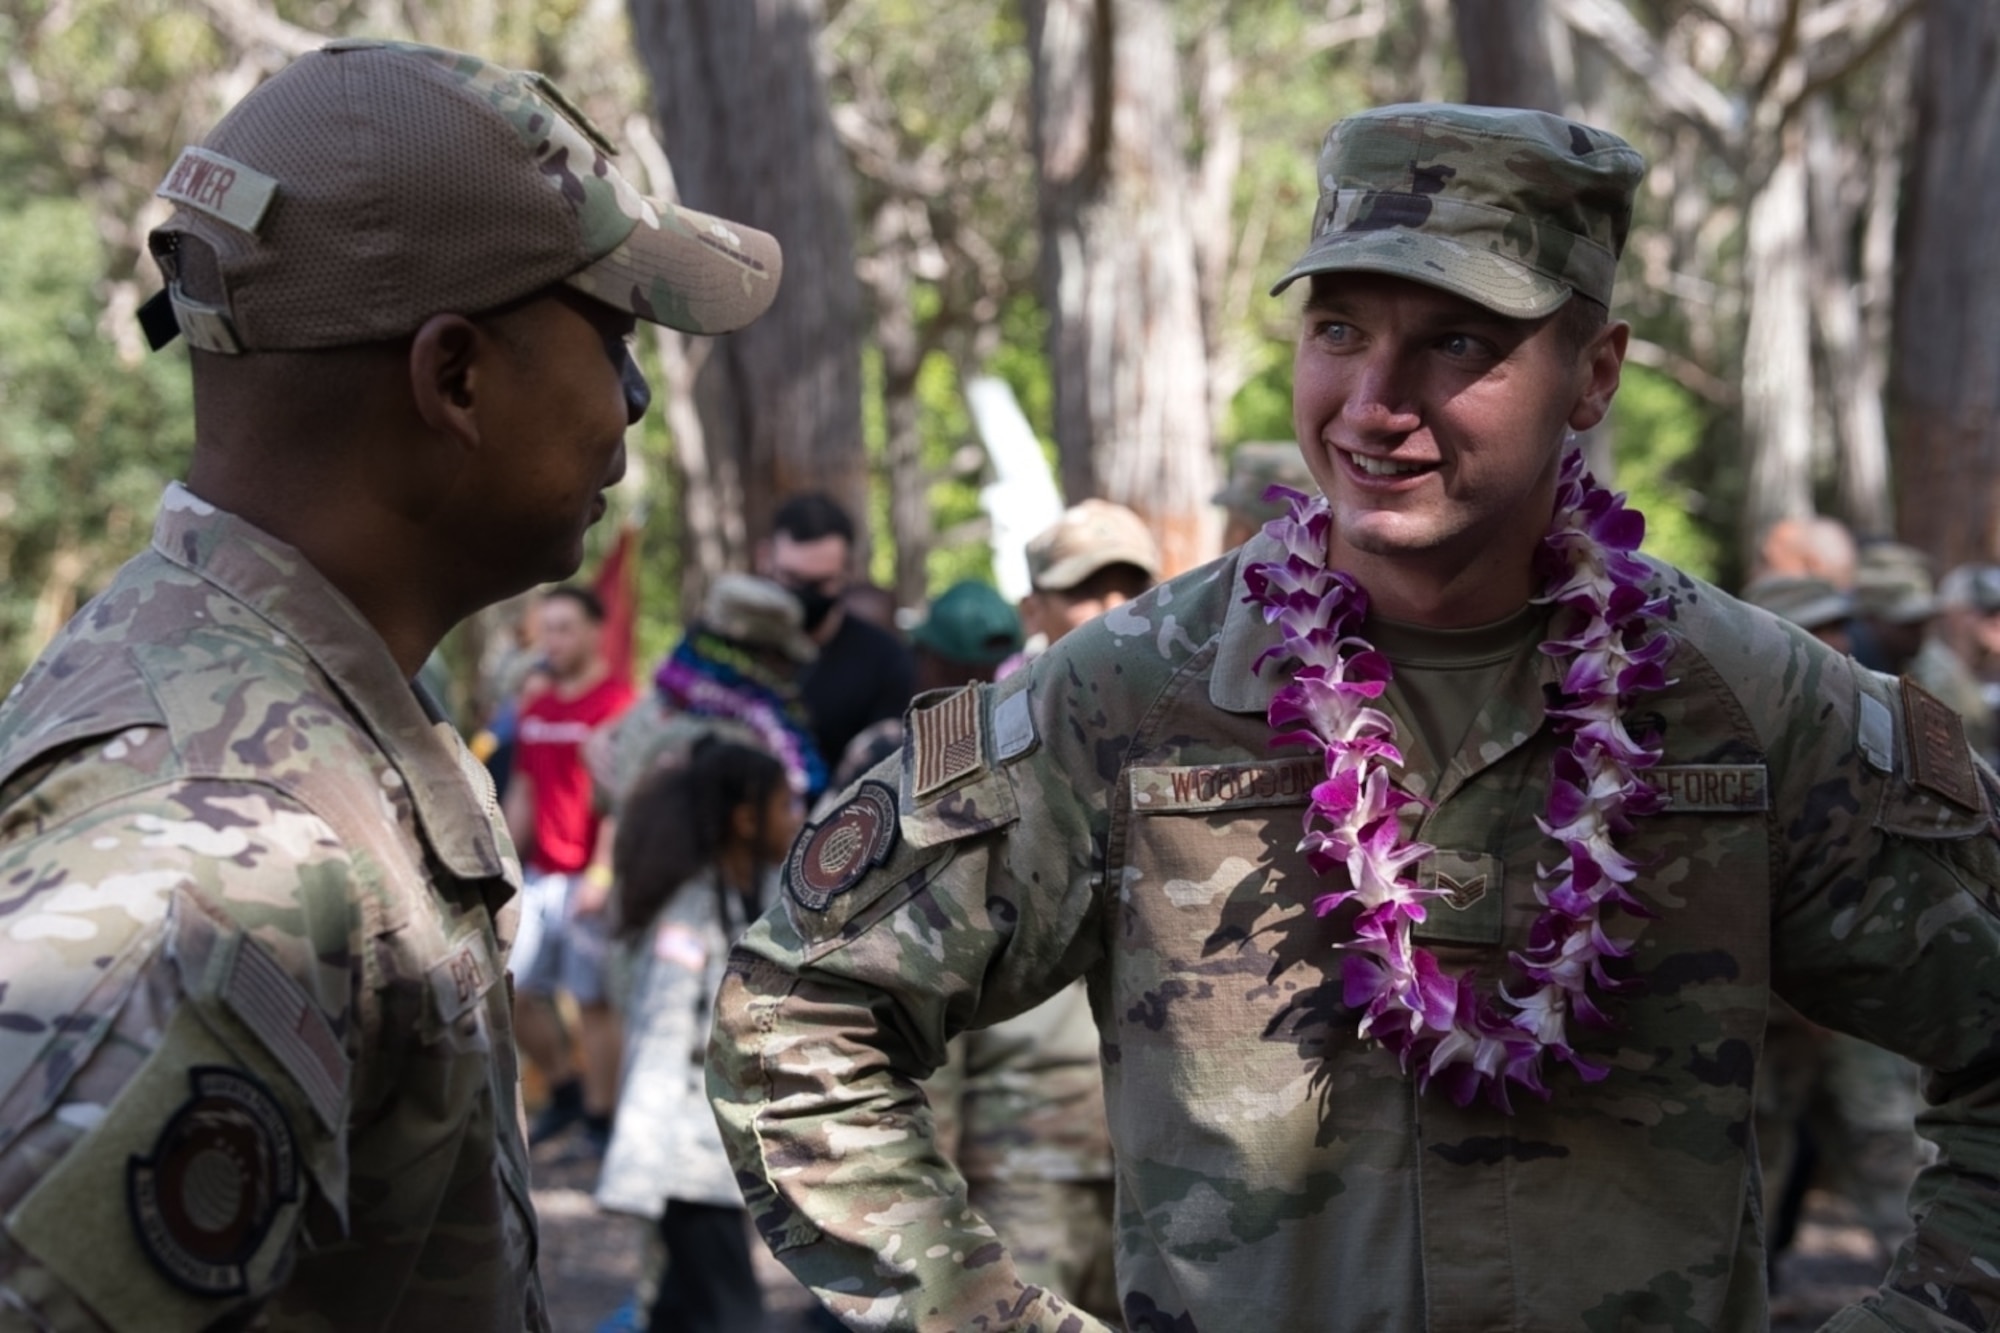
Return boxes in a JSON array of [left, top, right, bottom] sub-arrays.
[[787, 779, 899, 912], [128, 1066, 299, 1296]]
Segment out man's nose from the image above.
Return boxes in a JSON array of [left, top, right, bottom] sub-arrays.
[[1343, 348, 1421, 438]]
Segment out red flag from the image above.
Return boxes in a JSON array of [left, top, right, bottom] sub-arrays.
[[592, 522, 639, 687]]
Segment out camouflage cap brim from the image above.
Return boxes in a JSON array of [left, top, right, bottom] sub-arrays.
[[566, 198, 782, 336], [1270, 226, 1571, 320]]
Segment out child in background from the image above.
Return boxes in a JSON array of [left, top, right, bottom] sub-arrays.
[[595, 738, 802, 1333]]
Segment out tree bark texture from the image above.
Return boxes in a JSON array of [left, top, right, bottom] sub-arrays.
[[1025, 0, 1218, 576], [1453, 0, 1563, 112], [628, 0, 868, 577], [1889, 0, 2000, 568], [1740, 128, 1817, 556]]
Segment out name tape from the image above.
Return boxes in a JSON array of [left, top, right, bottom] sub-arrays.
[[1132, 758, 1320, 814], [157, 147, 278, 235], [1652, 764, 1769, 813]]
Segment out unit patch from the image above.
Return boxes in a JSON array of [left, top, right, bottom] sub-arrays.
[[127, 1067, 299, 1296], [1903, 677, 1981, 812], [910, 687, 984, 799], [787, 780, 899, 912]]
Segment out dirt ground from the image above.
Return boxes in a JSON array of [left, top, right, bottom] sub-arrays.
[[532, 1139, 1891, 1333]]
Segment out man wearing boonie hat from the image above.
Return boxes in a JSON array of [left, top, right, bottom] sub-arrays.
[[0, 40, 778, 1330], [1213, 440, 1320, 550], [712, 104, 2000, 1332]]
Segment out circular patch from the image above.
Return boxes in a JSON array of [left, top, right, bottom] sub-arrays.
[[128, 1066, 299, 1296], [787, 779, 899, 912]]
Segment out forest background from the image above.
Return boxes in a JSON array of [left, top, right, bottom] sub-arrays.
[[1, 0, 1995, 718]]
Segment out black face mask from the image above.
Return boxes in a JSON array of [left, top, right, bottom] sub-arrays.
[[792, 584, 838, 633]]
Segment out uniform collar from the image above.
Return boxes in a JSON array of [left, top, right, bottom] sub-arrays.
[[151, 483, 510, 883], [1210, 529, 1291, 715], [1207, 525, 1572, 735]]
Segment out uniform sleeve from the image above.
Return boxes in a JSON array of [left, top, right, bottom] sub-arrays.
[[1769, 662, 2000, 1332], [708, 671, 1118, 1333], [0, 768, 359, 1333]]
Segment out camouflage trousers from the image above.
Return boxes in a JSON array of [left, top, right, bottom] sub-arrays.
[[969, 1177, 1121, 1326], [1757, 1018, 1927, 1263]]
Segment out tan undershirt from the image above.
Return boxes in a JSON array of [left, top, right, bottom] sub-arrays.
[[1367, 602, 1551, 769]]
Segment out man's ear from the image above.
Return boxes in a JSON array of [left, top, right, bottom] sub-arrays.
[[1568, 319, 1630, 433], [408, 313, 488, 448]]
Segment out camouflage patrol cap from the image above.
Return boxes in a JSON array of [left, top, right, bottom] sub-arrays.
[[1026, 499, 1161, 593], [142, 39, 781, 354], [702, 574, 817, 664], [1270, 103, 1644, 318], [1852, 543, 1940, 624], [1742, 575, 1852, 632], [1213, 442, 1317, 526]]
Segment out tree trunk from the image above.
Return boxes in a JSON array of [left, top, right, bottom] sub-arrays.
[[868, 200, 934, 610], [1889, 0, 2000, 568], [1803, 95, 1893, 538], [1740, 125, 1817, 558], [628, 0, 868, 577], [1025, 0, 1217, 576], [1453, 0, 1562, 112]]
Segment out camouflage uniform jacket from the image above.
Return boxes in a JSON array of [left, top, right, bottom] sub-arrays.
[[0, 485, 547, 1332], [711, 528, 2000, 1333]]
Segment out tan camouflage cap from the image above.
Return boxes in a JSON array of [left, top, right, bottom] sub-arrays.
[[1742, 575, 1852, 632], [1271, 104, 1644, 318], [1213, 442, 1318, 526], [1026, 499, 1162, 593], [702, 573, 817, 664], [141, 39, 780, 354], [1852, 543, 1940, 624]]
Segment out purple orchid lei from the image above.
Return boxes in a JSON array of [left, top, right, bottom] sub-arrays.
[[1242, 446, 1675, 1111]]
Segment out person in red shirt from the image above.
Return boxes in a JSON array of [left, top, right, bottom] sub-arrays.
[[505, 584, 636, 1151]]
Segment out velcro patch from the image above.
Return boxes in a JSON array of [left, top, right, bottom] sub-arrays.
[[910, 687, 984, 799], [1131, 758, 1319, 814], [1903, 677, 1981, 812], [222, 937, 349, 1133], [427, 928, 500, 1029], [787, 780, 899, 912], [1652, 764, 1770, 813], [156, 147, 278, 235], [127, 1067, 299, 1297]]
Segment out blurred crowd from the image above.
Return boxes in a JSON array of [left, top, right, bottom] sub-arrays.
[[1741, 517, 2000, 1305], [464, 457, 1312, 1332]]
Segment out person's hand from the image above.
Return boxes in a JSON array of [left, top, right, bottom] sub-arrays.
[[576, 864, 614, 916]]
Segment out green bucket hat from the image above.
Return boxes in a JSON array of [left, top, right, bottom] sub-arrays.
[[1271, 103, 1645, 318]]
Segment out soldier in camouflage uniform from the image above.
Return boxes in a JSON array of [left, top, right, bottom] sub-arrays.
[[709, 102, 2000, 1333], [0, 40, 778, 1331]]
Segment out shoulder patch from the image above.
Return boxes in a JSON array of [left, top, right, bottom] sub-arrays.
[[993, 688, 1037, 764], [1858, 689, 1895, 772], [786, 780, 899, 912], [127, 1066, 299, 1297], [1903, 676, 1980, 812], [222, 936, 349, 1133], [910, 687, 984, 799]]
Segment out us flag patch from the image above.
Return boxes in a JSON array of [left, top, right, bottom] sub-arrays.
[[910, 687, 984, 799]]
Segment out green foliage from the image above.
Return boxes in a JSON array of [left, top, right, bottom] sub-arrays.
[[1611, 365, 1725, 582], [0, 195, 193, 687]]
